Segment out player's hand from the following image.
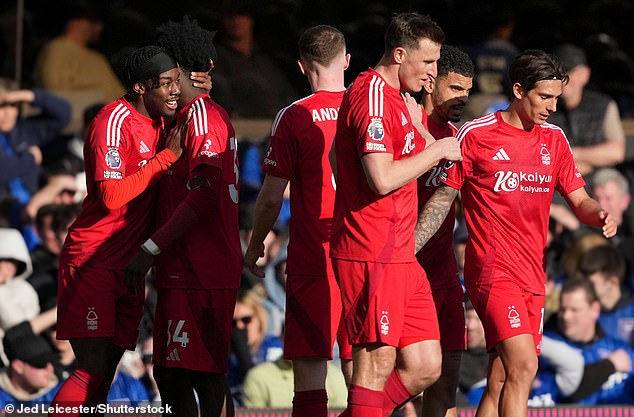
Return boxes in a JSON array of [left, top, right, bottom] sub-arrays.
[[190, 58, 214, 92], [244, 243, 266, 278], [402, 92, 422, 126], [124, 250, 154, 295], [429, 136, 462, 161], [165, 108, 192, 159], [608, 348, 632, 373], [599, 209, 618, 238], [190, 72, 212, 92]]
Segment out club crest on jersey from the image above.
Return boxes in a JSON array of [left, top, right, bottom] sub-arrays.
[[86, 307, 98, 330], [105, 148, 122, 169], [367, 118, 385, 141], [540, 144, 551, 165]]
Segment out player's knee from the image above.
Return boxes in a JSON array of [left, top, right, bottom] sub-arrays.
[[506, 355, 538, 383]]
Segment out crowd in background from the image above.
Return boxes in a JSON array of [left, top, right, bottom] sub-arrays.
[[0, 0, 634, 410]]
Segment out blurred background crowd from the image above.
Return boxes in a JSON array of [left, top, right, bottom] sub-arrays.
[[0, 0, 634, 411]]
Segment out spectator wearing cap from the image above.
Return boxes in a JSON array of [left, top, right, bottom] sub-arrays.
[[548, 43, 626, 176], [34, 1, 125, 102], [0, 332, 61, 408]]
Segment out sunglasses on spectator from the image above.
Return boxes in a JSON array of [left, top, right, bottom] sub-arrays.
[[233, 316, 253, 326]]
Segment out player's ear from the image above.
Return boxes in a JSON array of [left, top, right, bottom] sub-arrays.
[[512, 82, 524, 100], [343, 53, 351, 70], [297, 59, 307, 75], [393, 47, 406, 64], [133, 82, 146, 95]]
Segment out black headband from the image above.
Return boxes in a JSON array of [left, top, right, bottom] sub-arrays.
[[130, 51, 177, 83]]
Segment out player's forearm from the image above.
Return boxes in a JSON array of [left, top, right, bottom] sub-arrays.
[[364, 147, 444, 195], [150, 166, 220, 251], [98, 149, 177, 210], [569, 197, 605, 228], [572, 141, 625, 167], [414, 186, 458, 252], [249, 190, 284, 251]]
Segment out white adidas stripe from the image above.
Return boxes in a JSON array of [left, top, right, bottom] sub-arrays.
[[456, 113, 497, 143], [541, 122, 574, 152], [368, 75, 384, 117], [271, 94, 314, 136], [192, 98, 209, 137], [106, 103, 125, 147], [115, 109, 130, 147]]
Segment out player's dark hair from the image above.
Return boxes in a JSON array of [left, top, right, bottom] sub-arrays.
[[384, 12, 444, 54], [561, 278, 599, 305], [156, 15, 216, 74], [123, 45, 171, 93], [509, 49, 568, 92], [577, 245, 626, 284], [437, 45, 474, 79], [298, 25, 346, 67]]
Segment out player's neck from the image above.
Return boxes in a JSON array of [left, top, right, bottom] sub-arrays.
[[429, 111, 447, 126], [502, 104, 535, 131], [307, 69, 345, 93], [374, 59, 401, 91], [128, 96, 151, 120]]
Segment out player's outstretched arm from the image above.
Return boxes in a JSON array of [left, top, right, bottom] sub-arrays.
[[244, 175, 288, 278], [564, 187, 618, 238], [97, 109, 190, 210], [361, 137, 461, 196], [414, 185, 459, 253]]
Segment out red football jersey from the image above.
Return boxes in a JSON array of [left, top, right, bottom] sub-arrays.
[[330, 69, 425, 263], [63, 98, 165, 269], [263, 90, 344, 276], [417, 117, 460, 289], [440, 111, 585, 294], [155, 94, 242, 289]]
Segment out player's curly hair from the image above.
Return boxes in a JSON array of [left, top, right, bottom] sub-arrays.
[[156, 15, 215, 73], [123, 45, 165, 92], [437, 45, 474, 79]]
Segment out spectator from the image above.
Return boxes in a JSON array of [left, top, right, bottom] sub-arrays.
[[592, 168, 634, 275], [578, 245, 634, 346], [212, 0, 298, 118], [0, 228, 38, 332], [534, 279, 634, 405], [28, 204, 80, 310], [0, 332, 61, 408], [242, 358, 347, 408], [548, 44, 626, 176], [0, 83, 71, 210], [34, 1, 125, 103], [228, 290, 282, 405]]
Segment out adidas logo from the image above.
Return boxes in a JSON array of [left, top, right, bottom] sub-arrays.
[[492, 148, 510, 161], [401, 112, 408, 126], [166, 348, 180, 361], [139, 141, 151, 154]]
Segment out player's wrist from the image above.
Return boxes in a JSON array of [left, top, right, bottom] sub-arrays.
[[141, 238, 161, 255]]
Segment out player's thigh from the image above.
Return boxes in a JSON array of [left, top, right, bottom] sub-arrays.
[[153, 288, 237, 373]]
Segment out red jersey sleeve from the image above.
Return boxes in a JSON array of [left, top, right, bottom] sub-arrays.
[[348, 77, 394, 156], [554, 133, 585, 195], [187, 103, 224, 174], [262, 105, 296, 180], [90, 104, 131, 181]]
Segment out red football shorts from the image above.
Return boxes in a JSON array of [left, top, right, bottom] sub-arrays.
[[333, 260, 439, 348], [466, 279, 545, 354], [57, 264, 144, 350], [432, 284, 467, 352], [284, 274, 351, 360], [153, 288, 237, 373]]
